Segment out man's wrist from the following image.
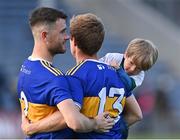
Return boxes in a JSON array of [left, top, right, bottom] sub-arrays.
[[91, 118, 98, 131], [26, 123, 38, 135]]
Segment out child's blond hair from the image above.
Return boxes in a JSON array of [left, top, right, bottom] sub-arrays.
[[126, 38, 158, 71]]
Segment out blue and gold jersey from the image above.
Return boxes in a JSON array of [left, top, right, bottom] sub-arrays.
[[66, 59, 132, 139], [17, 57, 73, 139]]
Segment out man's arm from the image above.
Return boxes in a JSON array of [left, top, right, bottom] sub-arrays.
[[21, 111, 66, 135], [123, 94, 143, 127], [21, 99, 115, 135], [57, 99, 114, 132]]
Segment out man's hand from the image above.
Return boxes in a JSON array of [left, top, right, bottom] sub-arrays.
[[94, 112, 115, 133], [21, 111, 67, 135], [21, 114, 34, 136]]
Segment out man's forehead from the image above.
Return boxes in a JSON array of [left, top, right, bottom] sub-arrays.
[[56, 18, 67, 29], [56, 18, 66, 25]]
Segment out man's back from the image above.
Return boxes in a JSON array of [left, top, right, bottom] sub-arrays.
[[17, 57, 73, 138], [66, 59, 131, 139]]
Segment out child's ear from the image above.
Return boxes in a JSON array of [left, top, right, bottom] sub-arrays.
[[124, 52, 127, 58], [71, 36, 77, 47]]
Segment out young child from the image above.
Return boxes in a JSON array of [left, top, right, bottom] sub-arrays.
[[99, 38, 158, 139], [100, 38, 158, 91]]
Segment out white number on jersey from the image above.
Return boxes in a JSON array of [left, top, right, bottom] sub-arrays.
[[98, 87, 125, 122], [20, 91, 28, 116]]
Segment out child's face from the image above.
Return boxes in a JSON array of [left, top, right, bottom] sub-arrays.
[[124, 54, 141, 75]]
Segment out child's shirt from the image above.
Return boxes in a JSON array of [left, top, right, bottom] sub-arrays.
[[99, 53, 145, 90]]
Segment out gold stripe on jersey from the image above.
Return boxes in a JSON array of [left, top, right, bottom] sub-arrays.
[[20, 99, 58, 123], [80, 97, 100, 117], [66, 66, 76, 75], [41, 61, 58, 76], [105, 97, 126, 117], [121, 97, 126, 108], [44, 61, 63, 75], [81, 96, 126, 118], [66, 63, 80, 75], [66, 61, 86, 75], [40, 60, 62, 76], [48, 63, 63, 75], [105, 97, 119, 117], [53, 67, 63, 75]]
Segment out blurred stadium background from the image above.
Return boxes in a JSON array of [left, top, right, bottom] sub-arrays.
[[0, 0, 180, 138]]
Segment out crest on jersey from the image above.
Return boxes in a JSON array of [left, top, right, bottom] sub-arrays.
[[97, 64, 105, 70]]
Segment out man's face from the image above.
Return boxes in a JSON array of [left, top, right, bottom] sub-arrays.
[[124, 54, 141, 75], [47, 18, 69, 54]]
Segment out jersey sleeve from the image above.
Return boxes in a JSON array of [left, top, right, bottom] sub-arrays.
[[117, 67, 136, 92], [126, 91, 133, 98], [66, 75, 84, 109], [46, 76, 73, 106], [99, 53, 123, 66], [130, 71, 145, 87]]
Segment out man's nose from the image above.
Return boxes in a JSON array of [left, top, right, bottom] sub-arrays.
[[64, 34, 70, 40]]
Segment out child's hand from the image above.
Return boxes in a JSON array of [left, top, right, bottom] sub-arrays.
[[109, 60, 120, 69]]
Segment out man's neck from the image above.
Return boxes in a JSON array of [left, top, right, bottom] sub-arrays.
[[31, 43, 53, 63], [76, 53, 97, 64]]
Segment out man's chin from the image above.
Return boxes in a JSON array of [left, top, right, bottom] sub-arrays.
[[59, 50, 66, 54], [54, 49, 66, 54], [59, 46, 66, 54], [62, 45, 67, 53]]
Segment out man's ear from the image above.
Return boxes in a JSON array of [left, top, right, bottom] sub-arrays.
[[71, 36, 77, 47], [41, 31, 47, 41]]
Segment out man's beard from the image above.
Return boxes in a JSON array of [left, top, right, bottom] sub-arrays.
[[50, 44, 66, 55]]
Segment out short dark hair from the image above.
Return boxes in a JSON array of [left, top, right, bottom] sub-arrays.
[[29, 7, 67, 27]]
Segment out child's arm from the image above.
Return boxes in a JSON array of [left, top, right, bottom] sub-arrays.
[[100, 53, 145, 91], [99, 53, 123, 66], [117, 68, 145, 91], [117, 68, 136, 92]]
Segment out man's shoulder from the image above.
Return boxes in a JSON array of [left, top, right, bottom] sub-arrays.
[[66, 60, 97, 76]]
